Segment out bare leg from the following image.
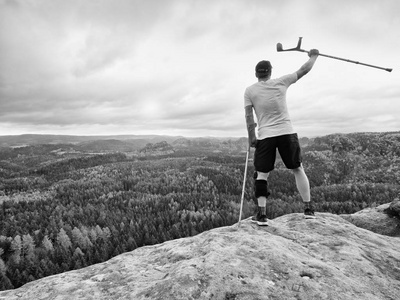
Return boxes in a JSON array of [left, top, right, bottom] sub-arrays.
[[291, 165, 310, 202]]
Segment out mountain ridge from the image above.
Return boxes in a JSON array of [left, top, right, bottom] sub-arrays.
[[0, 134, 246, 147]]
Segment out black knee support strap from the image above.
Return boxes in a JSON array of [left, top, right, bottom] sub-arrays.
[[255, 179, 270, 198]]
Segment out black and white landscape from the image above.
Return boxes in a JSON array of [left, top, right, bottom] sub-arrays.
[[1, 132, 400, 291]]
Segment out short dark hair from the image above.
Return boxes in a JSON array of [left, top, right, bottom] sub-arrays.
[[255, 60, 272, 78]]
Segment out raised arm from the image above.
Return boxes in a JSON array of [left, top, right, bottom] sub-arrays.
[[245, 105, 257, 148], [296, 49, 319, 80]]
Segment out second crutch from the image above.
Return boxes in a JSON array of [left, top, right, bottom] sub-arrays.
[[237, 147, 250, 229]]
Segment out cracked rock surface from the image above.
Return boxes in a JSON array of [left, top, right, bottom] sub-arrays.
[[1, 212, 399, 300]]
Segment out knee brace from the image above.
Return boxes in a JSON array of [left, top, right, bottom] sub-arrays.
[[255, 179, 270, 198]]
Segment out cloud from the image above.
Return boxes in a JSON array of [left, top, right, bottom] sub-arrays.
[[0, 0, 399, 137]]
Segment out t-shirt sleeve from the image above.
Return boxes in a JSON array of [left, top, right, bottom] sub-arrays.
[[280, 73, 298, 86], [244, 87, 252, 108]]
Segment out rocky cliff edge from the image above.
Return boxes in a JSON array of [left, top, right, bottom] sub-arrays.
[[1, 212, 399, 300]]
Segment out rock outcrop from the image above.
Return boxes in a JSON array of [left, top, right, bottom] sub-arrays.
[[1, 213, 399, 300], [138, 141, 174, 156], [387, 198, 400, 217], [341, 199, 400, 237]]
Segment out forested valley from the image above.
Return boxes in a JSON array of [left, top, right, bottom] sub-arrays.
[[1, 132, 400, 290]]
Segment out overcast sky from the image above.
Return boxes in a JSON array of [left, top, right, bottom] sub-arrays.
[[0, 0, 399, 138]]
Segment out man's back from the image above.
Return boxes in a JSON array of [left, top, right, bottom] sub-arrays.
[[244, 73, 298, 139]]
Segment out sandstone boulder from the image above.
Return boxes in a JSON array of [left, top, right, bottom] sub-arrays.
[[341, 200, 400, 237], [388, 198, 400, 217]]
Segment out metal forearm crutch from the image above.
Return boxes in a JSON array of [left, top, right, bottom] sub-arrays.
[[237, 146, 250, 229], [277, 37, 393, 72]]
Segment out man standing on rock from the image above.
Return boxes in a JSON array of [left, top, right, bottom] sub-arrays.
[[244, 49, 319, 226]]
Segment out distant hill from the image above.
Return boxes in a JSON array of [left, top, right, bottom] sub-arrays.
[[139, 141, 175, 156], [304, 131, 400, 155], [1, 131, 399, 157], [77, 139, 148, 152], [0, 134, 249, 154], [0, 134, 184, 147]]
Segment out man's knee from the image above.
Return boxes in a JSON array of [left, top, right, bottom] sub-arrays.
[[255, 171, 269, 181], [291, 164, 304, 173]]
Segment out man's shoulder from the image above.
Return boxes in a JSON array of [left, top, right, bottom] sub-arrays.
[[246, 82, 260, 88], [245, 82, 259, 94], [272, 73, 298, 85], [274, 73, 297, 80]]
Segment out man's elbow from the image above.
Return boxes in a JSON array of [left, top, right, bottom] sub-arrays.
[[296, 69, 308, 79], [245, 115, 254, 126]]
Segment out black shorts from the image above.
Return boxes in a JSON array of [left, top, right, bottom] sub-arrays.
[[254, 133, 302, 173]]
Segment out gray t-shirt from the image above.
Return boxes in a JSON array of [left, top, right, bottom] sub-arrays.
[[244, 73, 298, 139]]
